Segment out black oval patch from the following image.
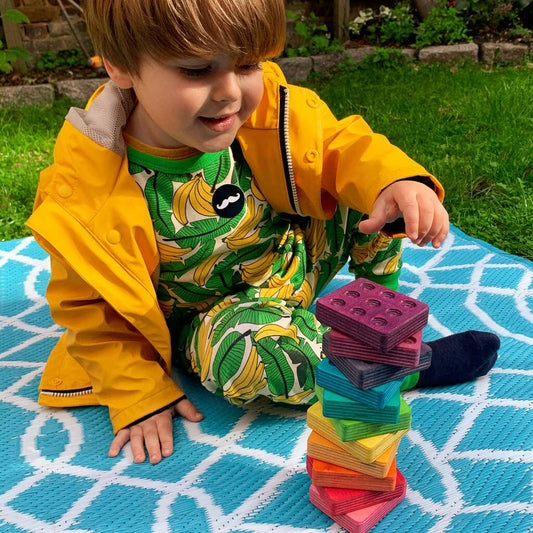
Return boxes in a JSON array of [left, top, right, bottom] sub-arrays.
[[212, 184, 245, 218]]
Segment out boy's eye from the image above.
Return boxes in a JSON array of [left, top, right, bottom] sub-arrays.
[[237, 63, 262, 74], [178, 66, 212, 78], [177, 62, 261, 78]]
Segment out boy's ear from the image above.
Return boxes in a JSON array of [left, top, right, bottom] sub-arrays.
[[103, 58, 134, 89]]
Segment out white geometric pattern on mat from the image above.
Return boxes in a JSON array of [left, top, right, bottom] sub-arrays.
[[0, 226, 532, 533]]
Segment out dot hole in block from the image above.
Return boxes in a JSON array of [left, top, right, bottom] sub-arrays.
[[346, 290, 361, 298], [331, 298, 346, 306], [371, 317, 388, 326], [381, 291, 396, 299], [386, 308, 402, 317], [350, 307, 366, 316], [400, 300, 416, 308], [362, 282, 375, 290], [367, 298, 381, 307]]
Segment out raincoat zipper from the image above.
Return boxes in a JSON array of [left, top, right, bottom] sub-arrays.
[[40, 386, 94, 397], [278, 85, 301, 215]]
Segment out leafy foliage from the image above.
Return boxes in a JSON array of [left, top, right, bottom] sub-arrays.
[[285, 10, 343, 57], [348, 1, 529, 49], [363, 47, 411, 67], [0, 9, 31, 73], [456, 0, 531, 41], [36, 49, 86, 70], [349, 4, 417, 47], [415, 0, 471, 48]]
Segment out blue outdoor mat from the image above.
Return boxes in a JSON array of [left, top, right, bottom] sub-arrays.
[[1, 225, 532, 533]]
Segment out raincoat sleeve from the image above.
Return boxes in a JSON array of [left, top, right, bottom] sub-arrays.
[[318, 98, 444, 217], [44, 248, 186, 434], [287, 89, 445, 220]]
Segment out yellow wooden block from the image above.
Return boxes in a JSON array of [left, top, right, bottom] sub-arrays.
[[307, 430, 400, 479], [307, 401, 408, 463]]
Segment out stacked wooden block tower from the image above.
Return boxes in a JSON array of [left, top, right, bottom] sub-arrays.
[[306, 278, 432, 532]]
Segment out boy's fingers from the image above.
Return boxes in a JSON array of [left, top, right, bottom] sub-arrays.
[[415, 200, 435, 243], [156, 414, 174, 458], [108, 428, 130, 457], [419, 202, 448, 247], [358, 216, 381, 235], [397, 197, 420, 242], [129, 425, 147, 463], [144, 425, 163, 464], [175, 399, 204, 422], [358, 200, 387, 235], [432, 213, 449, 248]]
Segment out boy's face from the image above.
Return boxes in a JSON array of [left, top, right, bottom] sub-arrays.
[[107, 54, 264, 152]]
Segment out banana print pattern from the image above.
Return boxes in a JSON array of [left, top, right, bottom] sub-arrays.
[[127, 144, 403, 406], [172, 171, 216, 224]]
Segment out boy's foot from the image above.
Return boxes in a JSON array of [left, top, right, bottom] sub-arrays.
[[417, 330, 500, 387]]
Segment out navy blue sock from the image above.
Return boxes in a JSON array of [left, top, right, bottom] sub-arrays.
[[417, 330, 500, 387]]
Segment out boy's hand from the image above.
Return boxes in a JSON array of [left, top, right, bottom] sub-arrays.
[[358, 180, 449, 248], [108, 399, 204, 464]]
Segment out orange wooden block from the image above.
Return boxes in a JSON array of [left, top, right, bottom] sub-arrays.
[[306, 456, 397, 492], [307, 430, 399, 479]]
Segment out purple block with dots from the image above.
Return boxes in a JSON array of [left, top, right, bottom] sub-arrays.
[[323, 328, 423, 367], [316, 278, 429, 353]]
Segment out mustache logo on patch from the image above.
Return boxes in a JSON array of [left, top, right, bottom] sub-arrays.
[[216, 193, 241, 211], [212, 184, 245, 218]]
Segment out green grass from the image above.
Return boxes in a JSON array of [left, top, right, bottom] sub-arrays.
[[307, 61, 533, 260], [0, 100, 73, 241], [1, 61, 532, 260]]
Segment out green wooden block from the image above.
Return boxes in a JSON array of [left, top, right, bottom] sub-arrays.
[[328, 397, 411, 442]]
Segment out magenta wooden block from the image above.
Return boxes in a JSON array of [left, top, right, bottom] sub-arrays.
[[316, 279, 429, 352], [324, 328, 423, 367]]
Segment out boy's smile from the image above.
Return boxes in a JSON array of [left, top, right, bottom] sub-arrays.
[[198, 113, 238, 133], [105, 54, 264, 152]]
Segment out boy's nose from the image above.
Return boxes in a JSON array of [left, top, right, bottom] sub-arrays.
[[211, 71, 241, 103]]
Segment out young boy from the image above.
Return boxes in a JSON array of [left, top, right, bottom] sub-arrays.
[[28, 0, 498, 465]]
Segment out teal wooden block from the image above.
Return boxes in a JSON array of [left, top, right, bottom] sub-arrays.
[[316, 384, 401, 423], [316, 358, 402, 409]]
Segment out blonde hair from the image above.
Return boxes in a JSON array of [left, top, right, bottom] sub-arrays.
[[85, 0, 286, 74]]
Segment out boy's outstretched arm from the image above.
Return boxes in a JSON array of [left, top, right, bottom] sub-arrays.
[[108, 398, 203, 464], [358, 180, 449, 248]]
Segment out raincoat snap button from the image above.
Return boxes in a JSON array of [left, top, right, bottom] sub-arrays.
[[307, 97, 319, 108], [107, 230, 122, 244], [305, 150, 319, 163], [51, 378, 63, 386], [57, 184, 72, 198]]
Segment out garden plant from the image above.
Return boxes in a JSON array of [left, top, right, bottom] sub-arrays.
[[0, 8, 30, 73]]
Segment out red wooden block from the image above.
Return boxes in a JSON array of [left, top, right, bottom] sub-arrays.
[[311, 470, 406, 515]]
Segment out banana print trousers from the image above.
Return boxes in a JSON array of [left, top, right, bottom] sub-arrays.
[[175, 205, 403, 406]]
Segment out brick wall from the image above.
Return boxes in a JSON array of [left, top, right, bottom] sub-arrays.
[[9, 0, 93, 57]]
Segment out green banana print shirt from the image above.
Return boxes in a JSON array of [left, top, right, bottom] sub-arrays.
[[127, 142, 307, 326]]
